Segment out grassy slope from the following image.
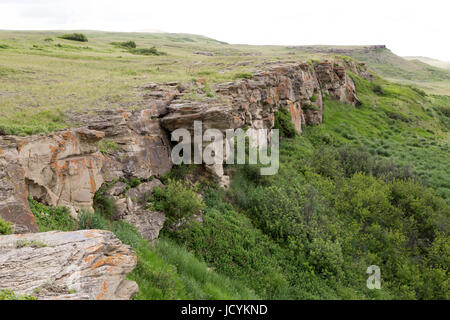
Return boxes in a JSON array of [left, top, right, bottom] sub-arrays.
[[404, 56, 450, 71], [317, 74, 450, 202], [343, 48, 450, 95], [291, 46, 450, 95], [163, 77, 449, 300]]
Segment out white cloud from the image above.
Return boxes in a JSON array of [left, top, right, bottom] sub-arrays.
[[0, 0, 448, 61]]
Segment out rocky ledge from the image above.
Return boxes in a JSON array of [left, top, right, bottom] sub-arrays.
[[0, 230, 138, 300], [0, 59, 372, 236]]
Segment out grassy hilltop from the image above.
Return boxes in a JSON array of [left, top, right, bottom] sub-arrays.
[[1, 30, 450, 135], [1, 30, 449, 300]]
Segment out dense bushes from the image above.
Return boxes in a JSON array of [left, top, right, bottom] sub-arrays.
[[58, 33, 88, 42], [167, 188, 291, 298], [151, 179, 205, 225], [225, 135, 450, 299]]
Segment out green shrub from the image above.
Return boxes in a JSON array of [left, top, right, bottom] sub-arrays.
[[274, 108, 298, 138], [109, 219, 256, 300], [29, 199, 77, 232], [58, 33, 88, 42], [436, 105, 450, 117], [78, 211, 110, 230], [372, 84, 384, 95], [151, 179, 205, 224], [93, 185, 118, 219], [0, 289, 36, 300], [98, 139, 121, 155], [0, 217, 12, 235], [408, 85, 427, 97], [233, 72, 253, 80], [110, 41, 136, 48], [310, 93, 318, 102], [129, 47, 166, 56], [168, 188, 290, 298], [125, 177, 142, 188]]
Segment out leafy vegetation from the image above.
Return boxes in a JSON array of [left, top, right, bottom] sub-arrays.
[[15, 239, 48, 248], [114, 220, 257, 299], [58, 33, 88, 42], [110, 41, 137, 49], [0, 217, 13, 235], [93, 184, 118, 219], [129, 47, 166, 56], [98, 139, 121, 155], [0, 289, 36, 300], [163, 75, 449, 300], [151, 179, 205, 225], [29, 198, 77, 232], [274, 108, 298, 138]]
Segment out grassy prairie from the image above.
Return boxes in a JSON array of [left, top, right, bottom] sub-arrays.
[[4, 30, 448, 135], [0, 30, 302, 135]]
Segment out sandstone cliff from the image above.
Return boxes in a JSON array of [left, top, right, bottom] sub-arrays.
[[0, 59, 371, 235]]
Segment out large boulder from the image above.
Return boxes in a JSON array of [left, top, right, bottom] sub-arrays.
[[0, 230, 138, 300]]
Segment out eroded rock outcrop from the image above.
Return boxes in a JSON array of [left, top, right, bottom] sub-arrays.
[[160, 60, 366, 182], [0, 230, 138, 300], [17, 128, 105, 218], [0, 59, 370, 237]]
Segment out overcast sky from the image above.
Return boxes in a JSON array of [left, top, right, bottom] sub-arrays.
[[0, 0, 449, 61]]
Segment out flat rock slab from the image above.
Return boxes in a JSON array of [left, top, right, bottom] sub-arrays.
[[0, 230, 138, 300]]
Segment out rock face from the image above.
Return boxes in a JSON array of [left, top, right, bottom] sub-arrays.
[[0, 137, 38, 233], [0, 230, 138, 300], [160, 60, 366, 182], [17, 129, 105, 218], [84, 108, 173, 180], [314, 61, 361, 107], [161, 60, 364, 137], [109, 179, 166, 242]]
